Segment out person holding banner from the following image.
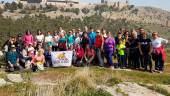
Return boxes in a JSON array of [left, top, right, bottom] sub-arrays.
[[44, 46, 52, 67], [58, 33, 67, 51], [67, 30, 75, 48]]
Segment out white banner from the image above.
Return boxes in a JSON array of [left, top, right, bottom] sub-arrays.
[[51, 51, 73, 67]]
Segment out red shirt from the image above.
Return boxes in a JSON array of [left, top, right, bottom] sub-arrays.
[[86, 48, 95, 57], [76, 48, 84, 59], [95, 35, 103, 48]]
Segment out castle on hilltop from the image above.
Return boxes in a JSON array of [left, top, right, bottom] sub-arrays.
[[101, 0, 129, 9], [15, 0, 79, 5]]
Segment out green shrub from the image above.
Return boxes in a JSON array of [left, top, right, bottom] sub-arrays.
[[64, 8, 80, 15], [81, 8, 90, 14]]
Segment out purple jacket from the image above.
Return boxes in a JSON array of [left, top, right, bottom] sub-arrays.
[[104, 37, 116, 52]]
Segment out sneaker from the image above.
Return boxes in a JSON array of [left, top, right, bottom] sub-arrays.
[[159, 71, 163, 73], [110, 66, 115, 70]]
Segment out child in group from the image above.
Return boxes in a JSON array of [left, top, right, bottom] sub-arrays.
[[44, 46, 52, 67], [27, 43, 35, 58], [116, 39, 126, 68]]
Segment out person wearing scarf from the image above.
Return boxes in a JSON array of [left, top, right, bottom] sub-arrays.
[[151, 32, 168, 73]]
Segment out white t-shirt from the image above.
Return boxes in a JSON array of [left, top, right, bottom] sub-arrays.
[[22, 49, 28, 57], [36, 35, 44, 42], [53, 35, 60, 46], [152, 37, 168, 48], [45, 35, 53, 43], [27, 47, 35, 53], [75, 37, 81, 45]]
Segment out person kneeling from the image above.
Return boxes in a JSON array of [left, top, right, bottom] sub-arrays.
[[73, 44, 84, 67], [32, 50, 45, 72], [6, 45, 23, 72], [84, 45, 95, 66]]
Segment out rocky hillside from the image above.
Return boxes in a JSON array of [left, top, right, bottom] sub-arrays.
[[1, 3, 170, 27], [102, 6, 170, 27]]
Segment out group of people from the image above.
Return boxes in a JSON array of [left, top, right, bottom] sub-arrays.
[[1, 26, 169, 73]]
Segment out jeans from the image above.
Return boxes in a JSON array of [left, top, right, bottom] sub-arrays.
[[8, 64, 23, 72], [153, 53, 164, 71], [118, 55, 126, 68], [96, 48, 104, 67], [45, 59, 52, 67], [52, 45, 58, 51], [142, 54, 152, 71], [129, 49, 140, 69], [105, 50, 113, 67]]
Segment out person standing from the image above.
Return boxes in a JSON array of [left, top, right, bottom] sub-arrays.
[[23, 30, 34, 47], [116, 39, 126, 69], [81, 32, 90, 51], [88, 27, 96, 47], [139, 32, 152, 72], [45, 31, 53, 50], [104, 32, 116, 69], [151, 32, 168, 73], [67, 30, 75, 49], [74, 32, 81, 45], [94, 30, 104, 67], [129, 31, 140, 69], [58, 33, 67, 51], [52, 32, 60, 51], [101, 28, 107, 40], [16, 34, 24, 53]]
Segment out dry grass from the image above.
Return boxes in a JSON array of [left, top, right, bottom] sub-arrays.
[[0, 65, 170, 96]]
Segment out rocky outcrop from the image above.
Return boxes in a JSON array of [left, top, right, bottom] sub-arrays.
[[7, 74, 24, 83]]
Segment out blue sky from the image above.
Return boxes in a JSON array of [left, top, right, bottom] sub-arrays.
[[1, 0, 170, 11]]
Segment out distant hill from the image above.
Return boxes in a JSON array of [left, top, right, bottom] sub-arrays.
[[1, 3, 170, 27], [0, 2, 170, 46]]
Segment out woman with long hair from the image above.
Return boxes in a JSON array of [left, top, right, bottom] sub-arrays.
[[35, 29, 44, 44], [23, 30, 34, 47]]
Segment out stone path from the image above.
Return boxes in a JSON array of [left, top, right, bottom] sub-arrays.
[[117, 82, 164, 96]]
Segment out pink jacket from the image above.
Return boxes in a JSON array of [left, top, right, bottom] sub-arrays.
[[23, 35, 34, 46]]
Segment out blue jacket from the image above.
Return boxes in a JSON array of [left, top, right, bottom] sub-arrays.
[[88, 32, 96, 47], [7, 51, 19, 64]]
